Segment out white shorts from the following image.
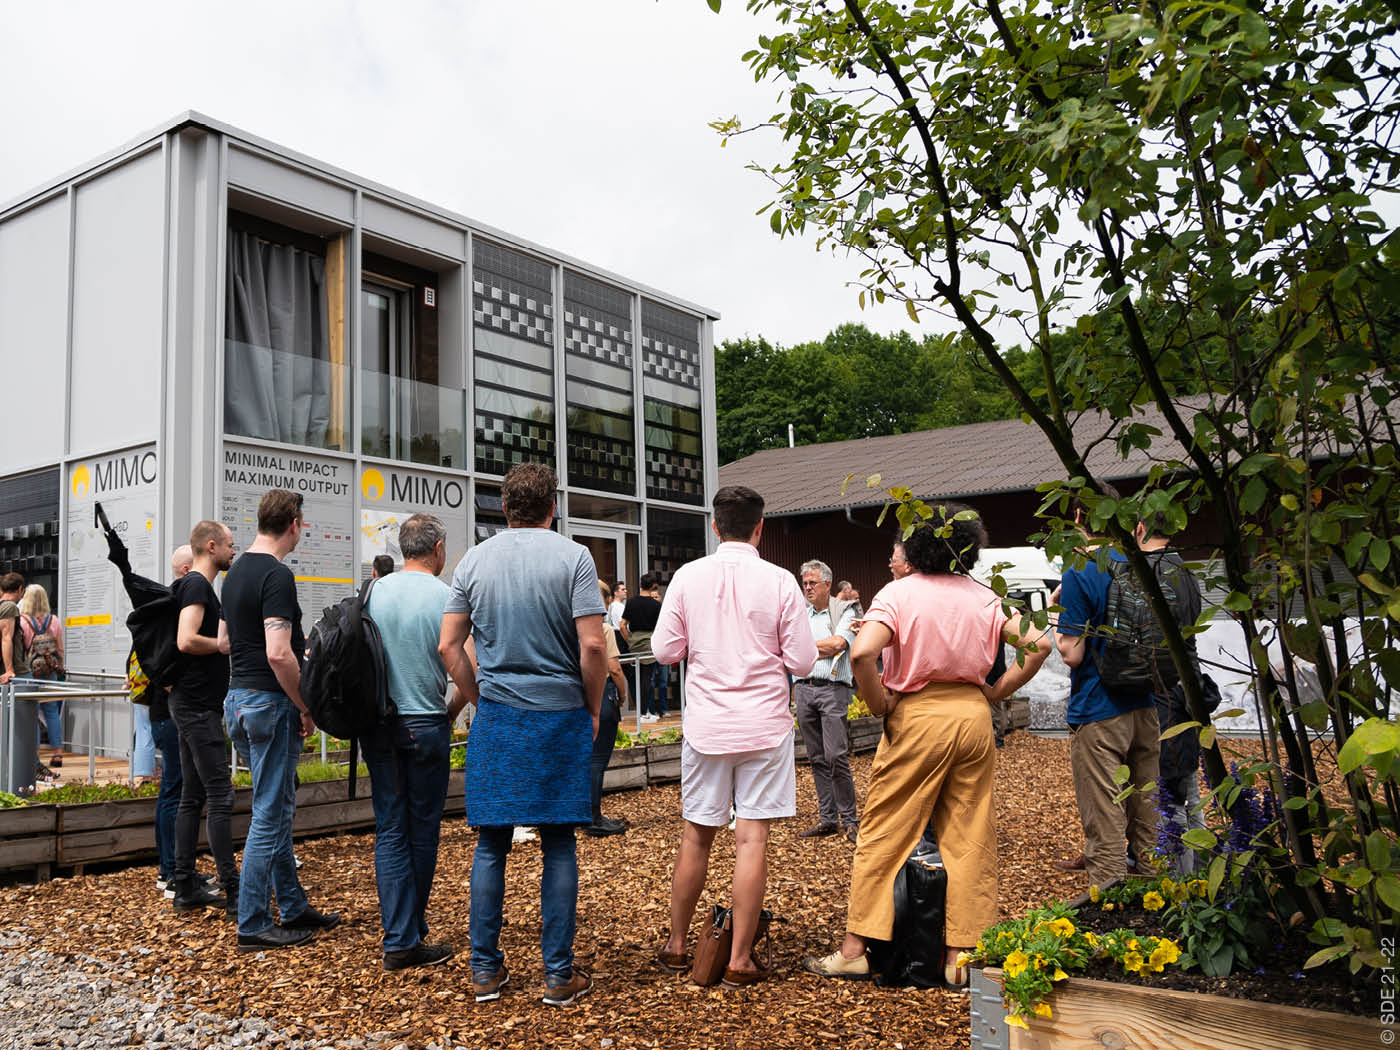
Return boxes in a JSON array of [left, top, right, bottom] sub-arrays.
[[681, 738, 796, 827]]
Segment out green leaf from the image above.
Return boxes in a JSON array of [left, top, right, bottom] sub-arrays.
[[1371, 539, 1392, 571], [1241, 477, 1267, 514], [1208, 853, 1226, 900], [1304, 944, 1351, 969], [1159, 720, 1202, 741], [1183, 828, 1218, 850], [905, 298, 919, 323], [1358, 573, 1391, 596], [1376, 874, 1400, 914], [1366, 830, 1390, 871], [1113, 764, 1131, 786], [1199, 726, 1217, 749]]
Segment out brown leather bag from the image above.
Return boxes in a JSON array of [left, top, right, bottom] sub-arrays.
[[690, 905, 773, 986]]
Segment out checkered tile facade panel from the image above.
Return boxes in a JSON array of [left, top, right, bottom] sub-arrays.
[[474, 240, 554, 348], [641, 300, 700, 390], [567, 427, 636, 495], [647, 508, 708, 581], [474, 411, 557, 476], [644, 446, 704, 505], [565, 271, 634, 370]]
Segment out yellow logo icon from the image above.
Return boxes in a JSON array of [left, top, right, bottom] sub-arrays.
[[71, 464, 91, 499], [361, 468, 385, 502]]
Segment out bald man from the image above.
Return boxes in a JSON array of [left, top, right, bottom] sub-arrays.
[[171, 545, 194, 579]]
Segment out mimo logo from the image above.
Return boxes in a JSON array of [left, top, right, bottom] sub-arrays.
[[361, 468, 385, 502], [71, 464, 92, 499]]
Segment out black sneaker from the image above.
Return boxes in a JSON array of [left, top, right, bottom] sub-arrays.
[[280, 905, 341, 931], [163, 872, 215, 900], [582, 817, 627, 837], [236, 926, 315, 953], [172, 881, 228, 913], [384, 943, 454, 972]]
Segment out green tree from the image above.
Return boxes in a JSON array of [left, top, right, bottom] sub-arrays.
[[717, 0, 1400, 972]]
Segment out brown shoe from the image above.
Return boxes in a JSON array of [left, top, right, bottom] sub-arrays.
[[657, 948, 690, 973], [721, 964, 770, 988], [541, 969, 593, 1007], [797, 823, 839, 839], [844, 825, 859, 845], [473, 965, 510, 1003], [1054, 853, 1086, 872]]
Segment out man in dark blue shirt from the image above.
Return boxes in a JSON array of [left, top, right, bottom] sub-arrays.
[[1054, 493, 1160, 888]]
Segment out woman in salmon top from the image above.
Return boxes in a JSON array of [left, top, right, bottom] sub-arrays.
[[804, 505, 1051, 986]]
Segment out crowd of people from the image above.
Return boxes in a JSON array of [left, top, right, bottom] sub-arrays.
[[0, 460, 1207, 1007]]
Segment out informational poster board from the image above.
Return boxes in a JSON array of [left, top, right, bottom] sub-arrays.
[[64, 446, 159, 673], [358, 464, 468, 580], [221, 442, 355, 618]]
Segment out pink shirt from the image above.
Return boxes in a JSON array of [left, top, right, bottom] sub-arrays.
[[864, 573, 1008, 693], [651, 542, 818, 754]]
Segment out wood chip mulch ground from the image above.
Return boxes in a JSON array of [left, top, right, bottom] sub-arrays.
[[2, 734, 1090, 1049]]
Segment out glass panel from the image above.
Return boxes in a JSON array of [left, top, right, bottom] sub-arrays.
[[647, 508, 706, 582], [568, 492, 640, 525], [224, 340, 350, 452], [474, 240, 556, 475], [641, 299, 703, 506], [575, 533, 619, 584], [565, 270, 635, 496]]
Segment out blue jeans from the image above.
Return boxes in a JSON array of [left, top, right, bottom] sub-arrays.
[[643, 662, 671, 717], [363, 715, 451, 952], [589, 683, 621, 821], [36, 700, 63, 753], [223, 693, 251, 769], [228, 688, 308, 935], [470, 823, 578, 981], [150, 715, 183, 880], [131, 703, 155, 778]]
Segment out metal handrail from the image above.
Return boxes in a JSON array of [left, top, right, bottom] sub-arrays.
[[1, 679, 133, 788]]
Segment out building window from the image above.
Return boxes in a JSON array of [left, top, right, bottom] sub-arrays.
[[647, 507, 706, 582], [0, 469, 60, 602], [641, 300, 703, 505], [473, 240, 555, 475], [224, 212, 348, 451], [564, 271, 635, 494], [360, 252, 465, 468]]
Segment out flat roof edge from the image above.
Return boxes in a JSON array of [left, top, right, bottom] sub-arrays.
[[2, 110, 721, 322]]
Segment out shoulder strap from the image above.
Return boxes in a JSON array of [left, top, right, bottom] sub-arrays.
[[39, 614, 52, 634]]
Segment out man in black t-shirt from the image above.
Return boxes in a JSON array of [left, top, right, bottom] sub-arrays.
[[168, 521, 238, 916], [621, 573, 668, 721], [223, 488, 339, 953]]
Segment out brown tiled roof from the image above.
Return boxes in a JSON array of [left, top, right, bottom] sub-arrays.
[[718, 401, 1203, 518]]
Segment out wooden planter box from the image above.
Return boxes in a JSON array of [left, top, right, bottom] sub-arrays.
[[645, 741, 683, 783], [847, 715, 883, 754], [970, 966, 1383, 1050], [0, 803, 57, 869], [602, 747, 648, 792]]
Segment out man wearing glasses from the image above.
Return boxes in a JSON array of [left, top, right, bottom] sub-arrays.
[[794, 559, 861, 844]]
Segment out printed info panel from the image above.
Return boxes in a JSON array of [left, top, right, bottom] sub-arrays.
[[65, 446, 159, 673], [358, 464, 467, 581], [221, 442, 354, 619]]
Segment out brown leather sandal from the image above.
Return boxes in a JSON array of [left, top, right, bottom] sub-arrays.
[[657, 949, 690, 973]]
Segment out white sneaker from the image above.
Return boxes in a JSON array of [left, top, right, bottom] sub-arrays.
[[641, 715, 660, 724]]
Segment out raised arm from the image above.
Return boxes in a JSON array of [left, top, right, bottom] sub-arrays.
[[985, 612, 1052, 704]]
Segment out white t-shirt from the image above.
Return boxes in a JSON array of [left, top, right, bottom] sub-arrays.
[[607, 599, 625, 629]]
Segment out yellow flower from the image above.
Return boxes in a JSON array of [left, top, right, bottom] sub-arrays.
[[1151, 940, 1181, 966], [975, 939, 987, 955], [1187, 879, 1209, 898], [1052, 967, 1069, 982], [1004, 950, 1029, 978], [1043, 917, 1076, 938], [1122, 950, 1145, 974], [956, 951, 972, 968], [1006, 1014, 1029, 1030], [1103, 902, 1114, 911], [1127, 938, 1141, 951], [1083, 932, 1100, 950], [1089, 884, 1100, 903], [1033, 1001, 1054, 1018], [1141, 891, 1165, 912]]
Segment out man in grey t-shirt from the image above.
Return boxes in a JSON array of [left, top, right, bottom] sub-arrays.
[[440, 462, 607, 1008]]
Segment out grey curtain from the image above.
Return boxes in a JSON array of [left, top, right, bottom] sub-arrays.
[[224, 230, 332, 448]]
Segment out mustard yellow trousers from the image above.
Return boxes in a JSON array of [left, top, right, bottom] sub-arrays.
[[846, 682, 997, 947]]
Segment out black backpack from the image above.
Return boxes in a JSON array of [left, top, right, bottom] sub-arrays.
[[300, 579, 393, 796], [125, 576, 181, 690], [1098, 552, 1200, 695], [869, 854, 948, 987]]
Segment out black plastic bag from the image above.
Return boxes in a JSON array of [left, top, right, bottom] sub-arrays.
[[868, 855, 947, 988]]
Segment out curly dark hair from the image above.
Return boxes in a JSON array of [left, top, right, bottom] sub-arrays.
[[901, 503, 987, 576]]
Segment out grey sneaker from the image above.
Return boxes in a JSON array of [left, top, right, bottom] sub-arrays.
[[541, 969, 593, 1007], [473, 965, 510, 1003]]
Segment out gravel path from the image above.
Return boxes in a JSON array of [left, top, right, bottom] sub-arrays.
[[0, 930, 410, 1050]]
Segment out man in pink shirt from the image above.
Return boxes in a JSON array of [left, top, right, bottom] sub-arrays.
[[651, 485, 818, 987]]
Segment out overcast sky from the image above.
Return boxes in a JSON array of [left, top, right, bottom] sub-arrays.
[[0, 0, 933, 348]]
